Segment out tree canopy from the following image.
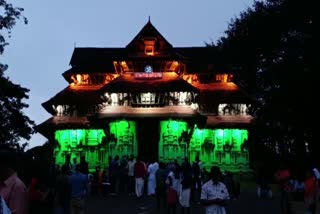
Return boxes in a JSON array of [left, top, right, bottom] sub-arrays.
[[214, 0, 313, 162], [0, 1, 34, 149]]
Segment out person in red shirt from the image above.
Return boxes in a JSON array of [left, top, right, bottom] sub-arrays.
[[304, 169, 318, 214], [134, 156, 146, 198], [275, 163, 292, 214], [167, 176, 178, 214]]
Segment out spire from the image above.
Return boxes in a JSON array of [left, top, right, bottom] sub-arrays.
[[126, 18, 172, 49]]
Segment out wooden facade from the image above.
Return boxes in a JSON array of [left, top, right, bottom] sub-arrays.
[[36, 21, 254, 172]]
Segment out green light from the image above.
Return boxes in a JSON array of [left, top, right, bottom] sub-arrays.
[[158, 121, 249, 172], [54, 121, 249, 173], [108, 120, 138, 158], [54, 129, 106, 171], [189, 128, 249, 172], [217, 129, 224, 137], [159, 120, 188, 163], [54, 120, 137, 173]]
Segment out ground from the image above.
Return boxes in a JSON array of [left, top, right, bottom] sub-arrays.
[[86, 191, 287, 214]]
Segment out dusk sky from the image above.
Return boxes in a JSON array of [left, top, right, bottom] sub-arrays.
[[3, 0, 255, 148]]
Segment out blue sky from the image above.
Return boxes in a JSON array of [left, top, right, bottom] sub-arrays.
[[3, 0, 255, 148]]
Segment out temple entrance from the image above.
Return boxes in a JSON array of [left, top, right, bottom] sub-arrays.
[[136, 119, 160, 162]]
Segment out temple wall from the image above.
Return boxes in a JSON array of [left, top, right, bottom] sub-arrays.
[[159, 120, 189, 162], [54, 120, 138, 172], [188, 128, 249, 172], [158, 120, 250, 172], [54, 120, 250, 173]]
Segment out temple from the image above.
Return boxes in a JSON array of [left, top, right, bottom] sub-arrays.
[[35, 21, 254, 172]]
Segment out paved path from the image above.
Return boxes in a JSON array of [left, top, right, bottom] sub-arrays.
[[86, 191, 285, 214]]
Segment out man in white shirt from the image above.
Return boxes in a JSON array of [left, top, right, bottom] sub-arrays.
[[201, 166, 229, 214]]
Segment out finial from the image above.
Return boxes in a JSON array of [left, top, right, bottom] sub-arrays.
[[148, 16, 151, 22]]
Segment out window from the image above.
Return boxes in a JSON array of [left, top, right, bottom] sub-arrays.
[[145, 45, 154, 56], [144, 39, 156, 56], [218, 104, 250, 115]]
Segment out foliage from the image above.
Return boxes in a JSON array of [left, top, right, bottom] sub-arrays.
[[214, 0, 313, 161], [0, 1, 34, 149]]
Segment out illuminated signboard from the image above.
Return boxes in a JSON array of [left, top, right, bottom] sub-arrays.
[[134, 65, 162, 79], [134, 72, 163, 79]]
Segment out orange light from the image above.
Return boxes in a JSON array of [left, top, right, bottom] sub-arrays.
[[216, 74, 233, 83], [145, 46, 154, 56], [120, 61, 130, 71], [104, 74, 119, 84], [144, 39, 155, 56], [69, 74, 96, 86], [168, 61, 179, 71], [76, 74, 82, 84], [182, 74, 198, 84]]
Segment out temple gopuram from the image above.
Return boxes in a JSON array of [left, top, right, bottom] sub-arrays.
[[35, 21, 254, 172]]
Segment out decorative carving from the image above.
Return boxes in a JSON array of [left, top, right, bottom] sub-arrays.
[[223, 142, 233, 153], [201, 141, 215, 154]]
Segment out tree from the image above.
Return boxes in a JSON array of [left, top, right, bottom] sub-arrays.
[[0, 0, 34, 149], [214, 0, 313, 162]]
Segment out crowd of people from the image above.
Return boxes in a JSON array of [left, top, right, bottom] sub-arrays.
[[0, 146, 238, 214], [83, 154, 235, 214], [255, 162, 320, 214], [1, 145, 320, 214]]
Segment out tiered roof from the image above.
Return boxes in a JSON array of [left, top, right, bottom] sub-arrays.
[[100, 72, 198, 93], [35, 21, 254, 138]]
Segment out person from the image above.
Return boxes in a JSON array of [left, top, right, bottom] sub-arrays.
[[192, 155, 202, 203], [28, 175, 50, 213], [155, 162, 167, 210], [79, 156, 89, 175], [0, 147, 28, 214], [275, 163, 292, 214], [127, 155, 136, 196], [119, 156, 128, 193], [69, 164, 88, 214], [201, 166, 229, 214], [257, 176, 273, 199], [54, 165, 71, 214], [181, 157, 192, 180], [72, 158, 77, 174], [63, 154, 72, 175], [167, 176, 178, 214], [147, 161, 159, 196], [0, 195, 11, 214], [166, 164, 180, 193], [134, 156, 146, 199], [313, 167, 320, 179], [290, 178, 304, 201], [110, 155, 120, 195], [179, 175, 192, 214], [92, 166, 103, 197], [222, 172, 234, 199], [304, 168, 318, 214]]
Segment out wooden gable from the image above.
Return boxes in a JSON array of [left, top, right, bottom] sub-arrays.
[[126, 20, 173, 56]]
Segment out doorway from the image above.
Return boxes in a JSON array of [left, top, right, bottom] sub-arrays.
[[136, 119, 160, 162]]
